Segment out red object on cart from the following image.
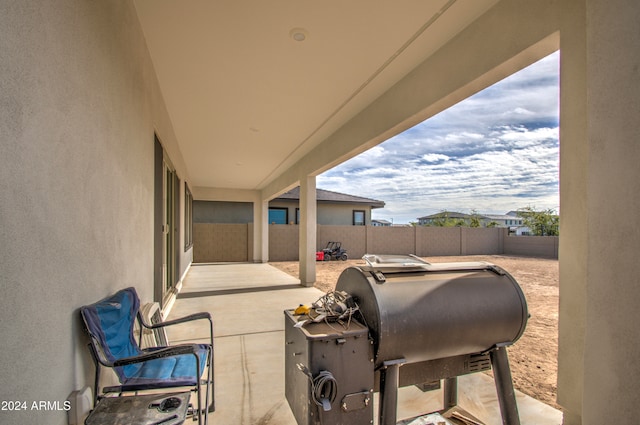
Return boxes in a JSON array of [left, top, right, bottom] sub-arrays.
[[316, 251, 324, 261]]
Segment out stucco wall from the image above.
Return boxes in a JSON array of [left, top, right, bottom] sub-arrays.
[[0, 1, 189, 423], [195, 199, 373, 226], [193, 200, 254, 224], [267, 200, 373, 225], [317, 203, 372, 226], [579, 0, 640, 422], [193, 225, 558, 262]]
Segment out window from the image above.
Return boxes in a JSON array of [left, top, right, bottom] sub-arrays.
[[353, 210, 365, 226], [295, 208, 300, 225], [184, 183, 193, 250], [269, 207, 288, 224]]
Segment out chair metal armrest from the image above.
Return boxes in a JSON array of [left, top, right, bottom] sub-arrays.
[[149, 312, 214, 347], [149, 312, 212, 328], [113, 344, 200, 367]]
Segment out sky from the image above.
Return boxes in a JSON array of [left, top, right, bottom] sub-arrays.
[[317, 51, 560, 224]]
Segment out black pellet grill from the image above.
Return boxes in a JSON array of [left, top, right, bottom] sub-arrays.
[[285, 255, 528, 425]]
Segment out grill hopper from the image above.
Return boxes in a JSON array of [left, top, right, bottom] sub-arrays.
[[335, 254, 528, 367]]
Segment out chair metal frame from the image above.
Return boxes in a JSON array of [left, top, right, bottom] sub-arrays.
[[80, 287, 214, 424]]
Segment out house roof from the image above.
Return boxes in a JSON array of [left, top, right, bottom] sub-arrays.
[[418, 211, 474, 220], [275, 187, 385, 209], [418, 211, 523, 221]]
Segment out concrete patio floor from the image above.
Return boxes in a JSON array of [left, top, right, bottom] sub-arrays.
[[165, 263, 562, 425]]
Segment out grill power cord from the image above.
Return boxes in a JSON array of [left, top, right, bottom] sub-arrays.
[[294, 290, 360, 331], [296, 364, 337, 412]]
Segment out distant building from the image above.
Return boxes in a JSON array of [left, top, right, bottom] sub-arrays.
[[270, 187, 385, 225], [417, 210, 528, 233], [194, 187, 385, 226], [371, 219, 392, 227], [417, 211, 474, 226], [483, 213, 524, 227]]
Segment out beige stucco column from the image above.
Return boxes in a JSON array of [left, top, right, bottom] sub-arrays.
[[253, 198, 269, 263], [298, 175, 317, 286], [558, 0, 640, 423], [557, 0, 587, 423], [581, 0, 640, 423]]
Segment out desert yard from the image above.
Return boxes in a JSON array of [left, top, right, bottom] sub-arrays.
[[271, 255, 560, 410]]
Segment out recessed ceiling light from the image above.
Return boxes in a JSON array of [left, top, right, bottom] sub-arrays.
[[290, 28, 308, 42]]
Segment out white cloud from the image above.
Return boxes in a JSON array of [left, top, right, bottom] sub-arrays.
[[318, 51, 560, 224], [498, 126, 558, 143], [421, 153, 450, 163], [511, 107, 534, 115]]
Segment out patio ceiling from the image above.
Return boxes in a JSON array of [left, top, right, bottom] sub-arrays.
[[133, 0, 499, 191]]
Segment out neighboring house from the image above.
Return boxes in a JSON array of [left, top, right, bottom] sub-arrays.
[[194, 187, 385, 226], [371, 219, 392, 227], [484, 213, 524, 227], [417, 211, 527, 232], [270, 187, 385, 225], [417, 211, 473, 226]]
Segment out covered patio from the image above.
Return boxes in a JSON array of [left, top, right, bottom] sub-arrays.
[[2, 0, 639, 424], [166, 263, 562, 424]]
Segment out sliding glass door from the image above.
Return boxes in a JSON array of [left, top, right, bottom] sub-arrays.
[[162, 157, 176, 295]]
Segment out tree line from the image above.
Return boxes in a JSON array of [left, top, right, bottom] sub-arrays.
[[414, 206, 559, 236]]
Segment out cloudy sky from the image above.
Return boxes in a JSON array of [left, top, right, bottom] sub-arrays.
[[317, 51, 560, 224]]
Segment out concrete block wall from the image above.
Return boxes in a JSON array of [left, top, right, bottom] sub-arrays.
[[193, 223, 249, 262], [193, 224, 559, 262], [464, 227, 506, 255], [416, 227, 464, 256], [318, 225, 367, 258], [505, 234, 559, 258], [268, 225, 299, 261], [365, 226, 416, 256]]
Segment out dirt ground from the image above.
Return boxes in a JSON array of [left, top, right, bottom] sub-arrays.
[[271, 255, 560, 410]]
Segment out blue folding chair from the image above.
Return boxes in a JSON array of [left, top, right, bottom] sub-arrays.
[[80, 287, 214, 424]]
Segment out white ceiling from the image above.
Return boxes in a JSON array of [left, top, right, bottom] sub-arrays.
[[134, 0, 499, 191]]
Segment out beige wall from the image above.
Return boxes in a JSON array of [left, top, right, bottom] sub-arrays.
[[571, 0, 640, 423], [193, 224, 249, 262], [317, 204, 372, 226], [0, 1, 190, 423], [269, 225, 300, 262], [366, 226, 417, 256], [193, 225, 558, 262], [557, 2, 588, 421], [506, 235, 558, 258], [416, 227, 464, 257], [318, 225, 368, 258]]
